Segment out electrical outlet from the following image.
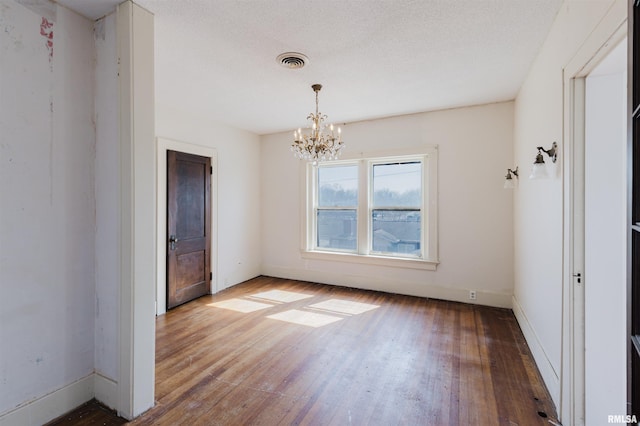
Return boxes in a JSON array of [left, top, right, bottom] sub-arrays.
[[469, 290, 477, 300]]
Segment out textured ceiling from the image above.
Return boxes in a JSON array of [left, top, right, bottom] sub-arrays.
[[58, 0, 563, 135]]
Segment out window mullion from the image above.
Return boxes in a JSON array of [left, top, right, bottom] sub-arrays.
[[310, 164, 318, 251], [357, 160, 369, 255]]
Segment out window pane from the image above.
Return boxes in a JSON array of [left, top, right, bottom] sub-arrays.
[[317, 209, 357, 251], [372, 210, 421, 256], [373, 162, 421, 207], [318, 165, 358, 207]]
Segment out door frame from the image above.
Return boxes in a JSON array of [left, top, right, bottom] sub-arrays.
[[563, 74, 586, 426], [561, 3, 627, 424], [156, 137, 218, 315]]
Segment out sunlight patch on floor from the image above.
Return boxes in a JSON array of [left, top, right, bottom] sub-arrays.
[[208, 298, 274, 313], [267, 309, 343, 327], [308, 299, 380, 316], [249, 289, 314, 304]]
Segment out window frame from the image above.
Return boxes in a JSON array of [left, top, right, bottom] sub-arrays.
[[300, 147, 439, 271]]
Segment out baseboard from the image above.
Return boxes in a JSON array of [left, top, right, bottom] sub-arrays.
[[512, 295, 560, 407], [261, 265, 512, 308], [0, 374, 94, 426], [94, 373, 118, 411]]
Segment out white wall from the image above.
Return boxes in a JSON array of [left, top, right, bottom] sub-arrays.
[[261, 102, 515, 307], [584, 53, 627, 423], [0, 0, 96, 417], [94, 11, 119, 389], [513, 0, 617, 408], [155, 103, 262, 294]]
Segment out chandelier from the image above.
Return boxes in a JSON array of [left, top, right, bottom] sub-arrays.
[[291, 84, 344, 163]]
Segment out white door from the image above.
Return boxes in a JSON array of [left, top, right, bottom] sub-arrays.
[[583, 39, 627, 424], [562, 23, 627, 425]]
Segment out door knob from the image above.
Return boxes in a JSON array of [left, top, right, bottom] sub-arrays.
[[169, 235, 178, 250]]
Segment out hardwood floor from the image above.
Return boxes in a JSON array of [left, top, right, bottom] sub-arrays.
[[51, 276, 557, 425], [45, 399, 125, 426]]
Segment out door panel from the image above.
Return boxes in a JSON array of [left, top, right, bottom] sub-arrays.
[[177, 251, 205, 288], [167, 150, 211, 309]]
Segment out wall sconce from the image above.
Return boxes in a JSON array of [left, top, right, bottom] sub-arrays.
[[529, 142, 558, 179], [504, 167, 518, 189]]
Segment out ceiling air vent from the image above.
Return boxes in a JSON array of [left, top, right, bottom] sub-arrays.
[[277, 52, 309, 69]]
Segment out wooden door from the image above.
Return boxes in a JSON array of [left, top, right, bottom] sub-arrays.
[[167, 150, 211, 310]]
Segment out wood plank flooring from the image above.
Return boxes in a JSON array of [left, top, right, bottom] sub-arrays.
[[45, 399, 126, 426], [52, 276, 558, 425]]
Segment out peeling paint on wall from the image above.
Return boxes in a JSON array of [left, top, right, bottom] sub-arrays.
[[39, 15, 51, 61], [10, 0, 56, 63]]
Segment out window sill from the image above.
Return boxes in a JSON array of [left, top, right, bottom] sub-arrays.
[[300, 250, 439, 271]]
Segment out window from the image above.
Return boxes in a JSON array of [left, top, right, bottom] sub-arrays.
[[317, 165, 358, 251], [302, 147, 438, 270], [371, 161, 422, 257]]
